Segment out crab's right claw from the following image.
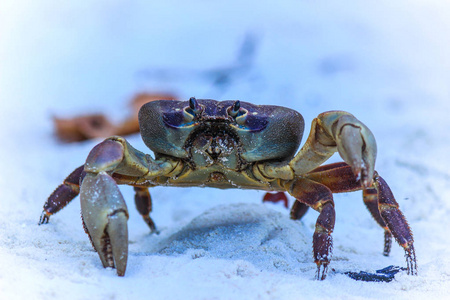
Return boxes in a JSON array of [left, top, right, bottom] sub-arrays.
[[80, 172, 129, 276]]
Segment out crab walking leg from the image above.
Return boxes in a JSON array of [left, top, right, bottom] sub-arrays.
[[374, 175, 417, 275], [39, 165, 86, 224], [133, 187, 158, 233], [262, 191, 310, 220], [283, 178, 335, 280], [304, 163, 388, 233], [290, 201, 310, 220], [262, 192, 289, 208], [363, 187, 393, 256], [306, 163, 395, 255], [305, 162, 416, 273]]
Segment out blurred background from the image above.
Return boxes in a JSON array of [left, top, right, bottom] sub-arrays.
[[1, 1, 450, 298], [2, 1, 450, 117], [2, 0, 449, 184]]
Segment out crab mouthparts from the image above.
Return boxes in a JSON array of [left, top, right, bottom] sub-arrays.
[[204, 136, 228, 160], [196, 132, 236, 160], [187, 124, 240, 162]]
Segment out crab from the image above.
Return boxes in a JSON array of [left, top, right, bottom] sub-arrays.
[[39, 97, 417, 280]]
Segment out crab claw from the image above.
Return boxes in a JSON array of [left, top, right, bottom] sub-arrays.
[[334, 115, 377, 188], [80, 172, 129, 276]]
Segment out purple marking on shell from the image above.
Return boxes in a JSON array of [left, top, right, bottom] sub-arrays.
[[241, 114, 268, 131], [162, 111, 186, 128]]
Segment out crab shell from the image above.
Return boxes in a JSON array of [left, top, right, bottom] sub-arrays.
[[139, 99, 305, 164]]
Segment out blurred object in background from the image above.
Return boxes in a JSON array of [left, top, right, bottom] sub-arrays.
[[204, 33, 258, 93], [54, 93, 176, 142], [139, 33, 259, 97], [262, 191, 289, 208]]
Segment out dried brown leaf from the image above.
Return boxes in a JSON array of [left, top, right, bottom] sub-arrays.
[[53, 93, 176, 142]]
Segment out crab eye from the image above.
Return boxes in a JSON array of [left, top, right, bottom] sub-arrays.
[[183, 97, 202, 122], [227, 100, 249, 126], [228, 100, 241, 117], [188, 97, 202, 114]]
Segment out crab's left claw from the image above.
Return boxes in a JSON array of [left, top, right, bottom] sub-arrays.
[[80, 172, 129, 276], [285, 111, 377, 189], [330, 113, 377, 188]]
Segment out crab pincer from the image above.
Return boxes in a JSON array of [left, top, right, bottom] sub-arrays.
[[80, 172, 129, 276], [81, 140, 129, 276], [319, 112, 377, 188]]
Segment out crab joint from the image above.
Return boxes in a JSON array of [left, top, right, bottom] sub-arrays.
[[84, 139, 125, 173], [253, 162, 294, 182]]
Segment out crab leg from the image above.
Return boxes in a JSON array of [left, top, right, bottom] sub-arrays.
[[290, 201, 309, 220], [304, 162, 416, 275], [363, 187, 393, 256], [39, 165, 86, 224], [282, 177, 335, 280], [305, 162, 393, 255], [262, 192, 289, 208], [374, 175, 417, 275], [134, 187, 158, 233]]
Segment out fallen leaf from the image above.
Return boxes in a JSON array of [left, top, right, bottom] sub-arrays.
[[54, 93, 176, 142]]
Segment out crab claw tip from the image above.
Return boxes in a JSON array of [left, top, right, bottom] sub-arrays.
[[107, 212, 128, 276]]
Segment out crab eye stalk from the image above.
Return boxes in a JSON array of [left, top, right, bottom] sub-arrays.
[[189, 97, 202, 114], [182, 97, 203, 122], [228, 100, 241, 117]]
